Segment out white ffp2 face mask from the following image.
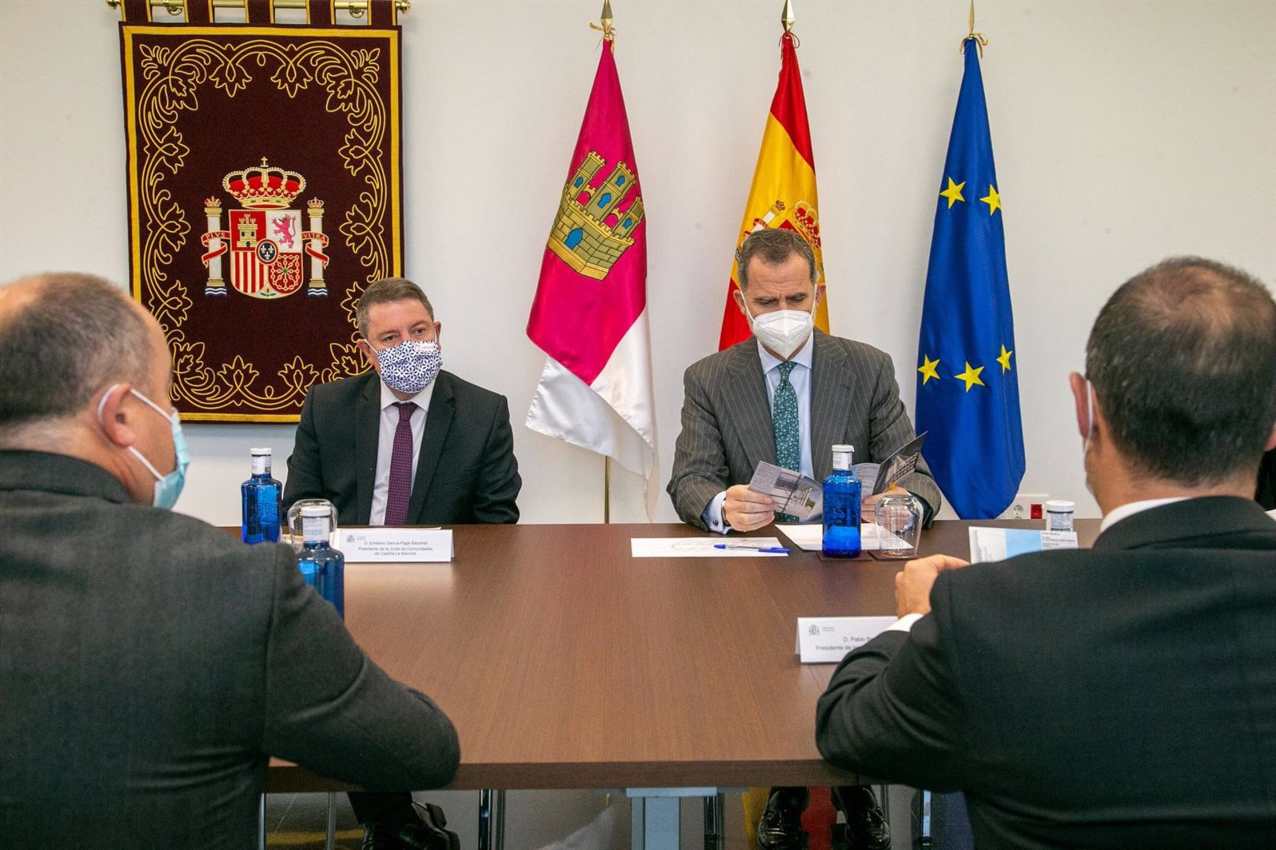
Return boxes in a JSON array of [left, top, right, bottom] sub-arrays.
[[745, 303, 814, 360]]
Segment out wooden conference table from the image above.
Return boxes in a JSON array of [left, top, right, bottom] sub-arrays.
[[267, 519, 1099, 795]]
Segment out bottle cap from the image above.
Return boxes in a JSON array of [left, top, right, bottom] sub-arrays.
[[1045, 499, 1075, 512], [832, 444, 854, 453], [300, 504, 330, 517], [251, 447, 271, 456]]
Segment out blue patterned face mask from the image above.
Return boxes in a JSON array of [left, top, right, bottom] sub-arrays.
[[375, 339, 442, 395]]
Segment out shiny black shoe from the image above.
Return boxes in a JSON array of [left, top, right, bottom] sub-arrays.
[[833, 786, 890, 850], [360, 803, 460, 850], [756, 786, 810, 850]]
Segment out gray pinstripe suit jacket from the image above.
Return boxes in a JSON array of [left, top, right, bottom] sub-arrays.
[[667, 331, 942, 529]]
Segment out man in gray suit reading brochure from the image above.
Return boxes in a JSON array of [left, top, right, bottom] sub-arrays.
[[667, 228, 940, 850]]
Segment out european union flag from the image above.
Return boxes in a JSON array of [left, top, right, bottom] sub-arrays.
[[915, 40, 1024, 519]]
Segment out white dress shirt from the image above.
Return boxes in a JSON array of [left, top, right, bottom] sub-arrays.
[[369, 379, 436, 526], [706, 333, 815, 533], [1098, 497, 1188, 533]]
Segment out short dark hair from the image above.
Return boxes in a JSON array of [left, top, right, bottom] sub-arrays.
[[0, 273, 154, 436], [1086, 257, 1276, 485], [736, 228, 818, 289], [356, 277, 435, 338]]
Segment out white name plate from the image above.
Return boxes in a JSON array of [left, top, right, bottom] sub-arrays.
[[335, 529, 453, 563], [796, 616, 897, 664]]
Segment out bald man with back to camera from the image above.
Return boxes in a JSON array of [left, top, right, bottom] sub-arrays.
[[0, 273, 459, 850]]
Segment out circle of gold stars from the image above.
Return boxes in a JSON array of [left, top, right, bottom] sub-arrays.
[[918, 345, 1013, 392]]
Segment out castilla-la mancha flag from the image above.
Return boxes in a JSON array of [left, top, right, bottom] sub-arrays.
[[718, 31, 828, 350], [526, 38, 656, 480]]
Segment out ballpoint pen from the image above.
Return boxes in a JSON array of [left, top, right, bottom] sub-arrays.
[[713, 543, 791, 554]]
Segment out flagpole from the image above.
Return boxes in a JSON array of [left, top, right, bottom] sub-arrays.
[[594, 0, 614, 527], [962, 0, 989, 53], [603, 456, 611, 524]]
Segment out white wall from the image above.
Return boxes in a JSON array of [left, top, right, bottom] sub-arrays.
[[3, 0, 1274, 526]]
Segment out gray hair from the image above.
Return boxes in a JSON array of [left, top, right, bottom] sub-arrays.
[[356, 277, 435, 338], [1086, 256, 1276, 485], [735, 228, 817, 289], [0, 273, 154, 439]]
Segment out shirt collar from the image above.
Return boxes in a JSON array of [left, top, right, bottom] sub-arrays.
[[1099, 497, 1189, 533], [378, 378, 436, 413], [756, 331, 814, 374]]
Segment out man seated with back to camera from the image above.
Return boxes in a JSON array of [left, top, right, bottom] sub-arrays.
[[817, 257, 1276, 849]]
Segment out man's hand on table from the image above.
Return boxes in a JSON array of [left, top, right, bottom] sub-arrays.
[[895, 554, 970, 617]]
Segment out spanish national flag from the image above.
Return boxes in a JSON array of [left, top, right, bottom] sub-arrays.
[[717, 28, 827, 350]]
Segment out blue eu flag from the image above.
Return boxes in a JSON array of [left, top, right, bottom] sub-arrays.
[[915, 40, 1024, 518]]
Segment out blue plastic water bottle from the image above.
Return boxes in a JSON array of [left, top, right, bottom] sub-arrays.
[[240, 448, 281, 544], [822, 444, 862, 558], [296, 504, 346, 619]]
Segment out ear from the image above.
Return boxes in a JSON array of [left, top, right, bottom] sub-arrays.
[[1265, 425, 1276, 452], [433, 320, 443, 347], [732, 285, 749, 319], [814, 283, 827, 309], [356, 339, 380, 374], [96, 384, 140, 450], [1068, 372, 1090, 441]]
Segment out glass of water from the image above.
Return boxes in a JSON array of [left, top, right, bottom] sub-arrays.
[[873, 494, 923, 559]]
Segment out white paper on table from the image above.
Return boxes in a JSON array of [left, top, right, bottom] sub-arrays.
[[629, 537, 789, 558], [776, 523, 910, 552], [968, 527, 1078, 563], [1267, 508, 1276, 520], [795, 616, 898, 663]]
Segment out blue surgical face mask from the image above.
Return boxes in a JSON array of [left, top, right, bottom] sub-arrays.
[[97, 385, 189, 510]]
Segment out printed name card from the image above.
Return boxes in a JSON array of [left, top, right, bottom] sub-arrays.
[[795, 616, 897, 663], [336, 529, 453, 563]]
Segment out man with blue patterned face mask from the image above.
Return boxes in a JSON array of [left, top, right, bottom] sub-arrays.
[[284, 276, 522, 849], [0, 273, 460, 850]]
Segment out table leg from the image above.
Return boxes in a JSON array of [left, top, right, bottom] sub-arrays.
[[325, 792, 337, 850], [703, 792, 725, 850], [478, 788, 506, 850], [630, 796, 679, 850], [257, 794, 267, 850]]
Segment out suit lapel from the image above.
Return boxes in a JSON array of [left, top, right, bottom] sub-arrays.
[[353, 373, 380, 525], [810, 332, 853, 481], [406, 372, 456, 523], [722, 341, 776, 468]]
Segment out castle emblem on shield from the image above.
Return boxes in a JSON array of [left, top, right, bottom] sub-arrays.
[[200, 158, 330, 299], [547, 151, 645, 280]]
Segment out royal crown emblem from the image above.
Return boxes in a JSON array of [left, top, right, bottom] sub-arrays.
[[547, 151, 645, 280], [199, 158, 331, 300], [739, 198, 824, 278]]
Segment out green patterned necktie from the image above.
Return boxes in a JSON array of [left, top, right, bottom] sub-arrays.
[[772, 361, 800, 522]]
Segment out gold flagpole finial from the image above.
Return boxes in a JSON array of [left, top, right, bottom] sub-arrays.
[[781, 0, 796, 34], [590, 0, 616, 41], [962, 0, 990, 54]]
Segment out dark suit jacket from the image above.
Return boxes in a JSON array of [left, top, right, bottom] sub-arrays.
[[816, 496, 1276, 849], [284, 370, 521, 526], [1258, 449, 1275, 510], [0, 450, 460, 850], [667, 331, 941, 528]]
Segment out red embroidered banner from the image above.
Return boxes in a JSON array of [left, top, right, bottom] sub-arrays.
[[119, 20, 402, 421]]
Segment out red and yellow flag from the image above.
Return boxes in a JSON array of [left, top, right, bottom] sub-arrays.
[[718, 31, 827, 350]]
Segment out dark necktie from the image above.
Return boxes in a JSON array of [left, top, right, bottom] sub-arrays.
[[773, 361, 800, 522], [384, 401, 416, 526]]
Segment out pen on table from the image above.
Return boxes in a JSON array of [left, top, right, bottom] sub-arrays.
[[714, 543, 791, 554]]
